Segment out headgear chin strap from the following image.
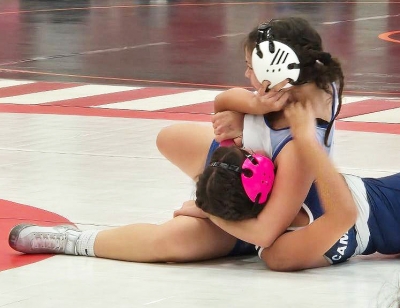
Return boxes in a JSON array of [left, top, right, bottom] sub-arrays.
[[210, 153, 275, 204], [252, 22, 301, 89]]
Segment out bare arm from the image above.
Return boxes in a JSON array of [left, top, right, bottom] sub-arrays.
[[212, 80, 290, 142], [260, 102, 358, 271], [211, 111, 244, 143], [214, 88, 259, 114], [214, 80, 290, 115], [208, 140, 315, 248]]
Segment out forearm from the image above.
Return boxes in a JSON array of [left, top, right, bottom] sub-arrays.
[[208, 143, 315, 248], [208, 215, 276, 247], [257, 141, 357, 271], [214, 88, 262, 114], [295, 138, 357, 223]]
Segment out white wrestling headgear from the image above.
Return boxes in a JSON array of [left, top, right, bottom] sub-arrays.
[[252, 22, 301, 89]]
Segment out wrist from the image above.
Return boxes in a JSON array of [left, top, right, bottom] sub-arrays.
[[294, 134, 320, 151], [250, 95, 265, 115]]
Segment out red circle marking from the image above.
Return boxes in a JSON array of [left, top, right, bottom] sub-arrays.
[[0, 199, 74, 271], [379, 31, 400, 44]]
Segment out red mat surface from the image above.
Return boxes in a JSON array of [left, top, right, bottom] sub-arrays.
[[0, 199, 73, 272]]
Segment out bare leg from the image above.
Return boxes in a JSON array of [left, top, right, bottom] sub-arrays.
[[94, 124, 229, 262], [9, 126, 235, 262], [8, 217, 238, 262], [156, 123, 214, 179], [94, 215, 237, 262], [82, 124, 230, 263]]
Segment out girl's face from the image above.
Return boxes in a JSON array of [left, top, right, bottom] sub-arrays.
[[244, 50, 262, 90]]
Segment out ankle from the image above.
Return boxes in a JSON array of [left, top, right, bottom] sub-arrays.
[[75, 230, 100, 257]]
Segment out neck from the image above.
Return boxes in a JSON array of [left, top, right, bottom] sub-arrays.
[[268, 83, 333, 129], [288, 83, 321, 102], [288, 83, 332, 122]]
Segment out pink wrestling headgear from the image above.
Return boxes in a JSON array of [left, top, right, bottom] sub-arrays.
[[210, 152, 275, 204]]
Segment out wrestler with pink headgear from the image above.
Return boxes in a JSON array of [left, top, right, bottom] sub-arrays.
[[212, 152, 275, 204], [196, 146, 275, 221]]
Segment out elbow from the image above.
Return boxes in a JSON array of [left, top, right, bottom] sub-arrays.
[[253, 225, 282, 248], [265, 260, 292, 272], [214, 91, 227, 112], [329, 198, 359, 232], [268, 264, 302, 272], [262, 253, 303, 272], [255, 236, 275, 249], [214, 88, 240, 112], [346, 206, 358, 227], [258, 238, 273, 249], [214, 92, 224, 102], [339, 201, 358, 229], [251, 228, 276, 248]]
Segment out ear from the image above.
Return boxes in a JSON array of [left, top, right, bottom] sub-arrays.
[[242, 168, 253, 178]]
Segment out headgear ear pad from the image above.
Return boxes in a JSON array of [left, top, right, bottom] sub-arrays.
[[241, 153, 275, 204], [252, 25, 301, 89]]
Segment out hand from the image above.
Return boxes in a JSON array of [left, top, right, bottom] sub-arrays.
[[173, 200, 209, 219], [284, 101, 316, 142], [211, 111, 244, 143], [251, 79, 291, 114]]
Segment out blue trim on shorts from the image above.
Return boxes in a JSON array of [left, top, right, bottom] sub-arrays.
[[227, 239, 257, 257], [205, 139, 220, 166]]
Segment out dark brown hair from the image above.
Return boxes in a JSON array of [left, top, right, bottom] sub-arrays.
[[195, 146, 265, 221]]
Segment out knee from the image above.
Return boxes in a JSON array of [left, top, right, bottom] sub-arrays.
[[156, 126, 169, 156], [156, 124, 180, 157]]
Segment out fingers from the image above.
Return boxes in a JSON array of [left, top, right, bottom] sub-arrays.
[[258, 80, 271, 94], [211, 111, 244, 141], [255, 79, 290, 113], [284, 101, 305, 120], [274, 91, 290, 110], [214, 133, 225, 143], [211, 115, 226, 141], [233, 135, 243, 147], [270, 79, 290, 92], [256, 90, 289, 113], [284, 101, 316, 128], [213, 124, 232, 142], [259, 79, 289, 94]]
